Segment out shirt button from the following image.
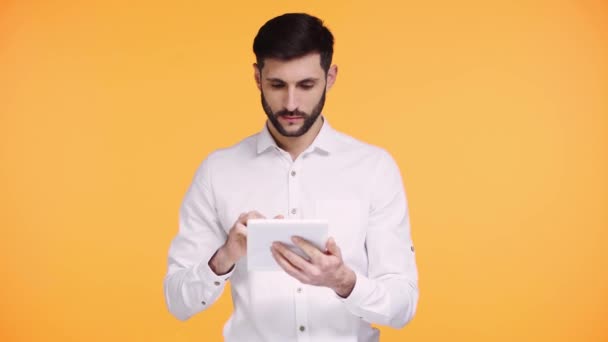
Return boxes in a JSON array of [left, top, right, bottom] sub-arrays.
[[291, 170, 296, 177], [297, 287, 302, 293], [299, 326, 306, 332], [201, 301, 206, 305], [291, 208, 297, 215], [214, 281, 221, 286]]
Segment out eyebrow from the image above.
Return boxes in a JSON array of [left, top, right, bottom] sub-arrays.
[[265, 77, 320, 83]]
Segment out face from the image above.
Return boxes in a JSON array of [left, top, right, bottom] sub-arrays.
[[255, 53, 337, 137], [261, 87, 325, 137]]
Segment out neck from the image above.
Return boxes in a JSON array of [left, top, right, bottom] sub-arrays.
[[267, 116, 324, 161]]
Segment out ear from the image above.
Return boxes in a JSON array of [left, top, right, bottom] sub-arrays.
[[326, 64, 338, 91], [253, 63, 261, 90]]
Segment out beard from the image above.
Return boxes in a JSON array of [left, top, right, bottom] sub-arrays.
[[261, 89, 326, 137]]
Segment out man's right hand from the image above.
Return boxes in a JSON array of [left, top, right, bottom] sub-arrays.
[[209, 211, 284, 275]]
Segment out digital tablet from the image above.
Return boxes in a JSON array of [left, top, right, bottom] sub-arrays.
[[247, 219, 329, 271]]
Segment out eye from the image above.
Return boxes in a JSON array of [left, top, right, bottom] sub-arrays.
[[270, 83, 285, 89], [299, 83, 314, 90]]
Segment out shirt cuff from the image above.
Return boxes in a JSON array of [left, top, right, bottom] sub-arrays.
[[197, 256, 235, 286], [337, 270, 374, 308]]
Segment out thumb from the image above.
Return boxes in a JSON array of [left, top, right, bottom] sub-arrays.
[[326, 237, 341, 257]]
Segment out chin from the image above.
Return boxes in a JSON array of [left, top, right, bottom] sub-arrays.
[[280, 122, 301, 130]]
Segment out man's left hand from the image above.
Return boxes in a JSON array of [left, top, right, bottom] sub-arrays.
[[270, 236, 356, 298]]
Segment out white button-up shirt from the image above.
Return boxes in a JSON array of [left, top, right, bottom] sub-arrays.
[[164, 117, 418, 342]]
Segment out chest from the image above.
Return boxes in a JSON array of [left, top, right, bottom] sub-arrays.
[[213, 154, 373, 255]]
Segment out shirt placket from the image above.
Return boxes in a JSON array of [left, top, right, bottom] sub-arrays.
[[294, 284, 310, 342], [289, 158, 310, 341], [288, 159, 301, 219]]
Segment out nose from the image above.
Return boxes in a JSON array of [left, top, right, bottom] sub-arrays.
[[283, 87, 298, 112]]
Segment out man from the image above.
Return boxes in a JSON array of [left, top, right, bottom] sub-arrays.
[[164, 13, 418, 341]]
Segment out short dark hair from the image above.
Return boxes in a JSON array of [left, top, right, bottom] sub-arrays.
[[253, 13, 334, 73]]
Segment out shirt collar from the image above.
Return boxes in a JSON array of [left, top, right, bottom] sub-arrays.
[[256, 116, 336, 155]]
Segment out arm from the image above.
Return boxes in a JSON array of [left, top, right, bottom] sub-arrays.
[[339, 150, 419, 328], [163, 156, 234, 321]]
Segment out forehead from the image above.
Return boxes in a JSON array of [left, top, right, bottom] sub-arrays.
[[261, 53, 325, 81]]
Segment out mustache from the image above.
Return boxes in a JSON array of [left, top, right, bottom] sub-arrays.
[[275, 109, 307, 117]]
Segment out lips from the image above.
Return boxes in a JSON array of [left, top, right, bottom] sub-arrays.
[[279, 115, 304, 123]]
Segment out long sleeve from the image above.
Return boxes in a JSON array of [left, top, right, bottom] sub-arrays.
[[339, 150, 419, 328], [163, 156, 234, 321]]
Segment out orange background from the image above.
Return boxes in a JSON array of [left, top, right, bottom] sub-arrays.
[[1, 0, 607, 341]]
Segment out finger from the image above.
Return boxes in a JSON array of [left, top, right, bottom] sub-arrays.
[[291, 236, 325, 263], [271, 246, 309, 283], [248, 210, 265, 219], [245, 210, 266, 225], [274, 214, 285, 219], [235, 222, 247, 237], [326, 237, 341, 258], [272, 242, 317, 275], [237, 210, 265, 226], [237, 212, 253, 226], [236, 212, 248, 225]]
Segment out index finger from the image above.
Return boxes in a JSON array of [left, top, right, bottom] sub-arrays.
[[238, 210, 265, 226]]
